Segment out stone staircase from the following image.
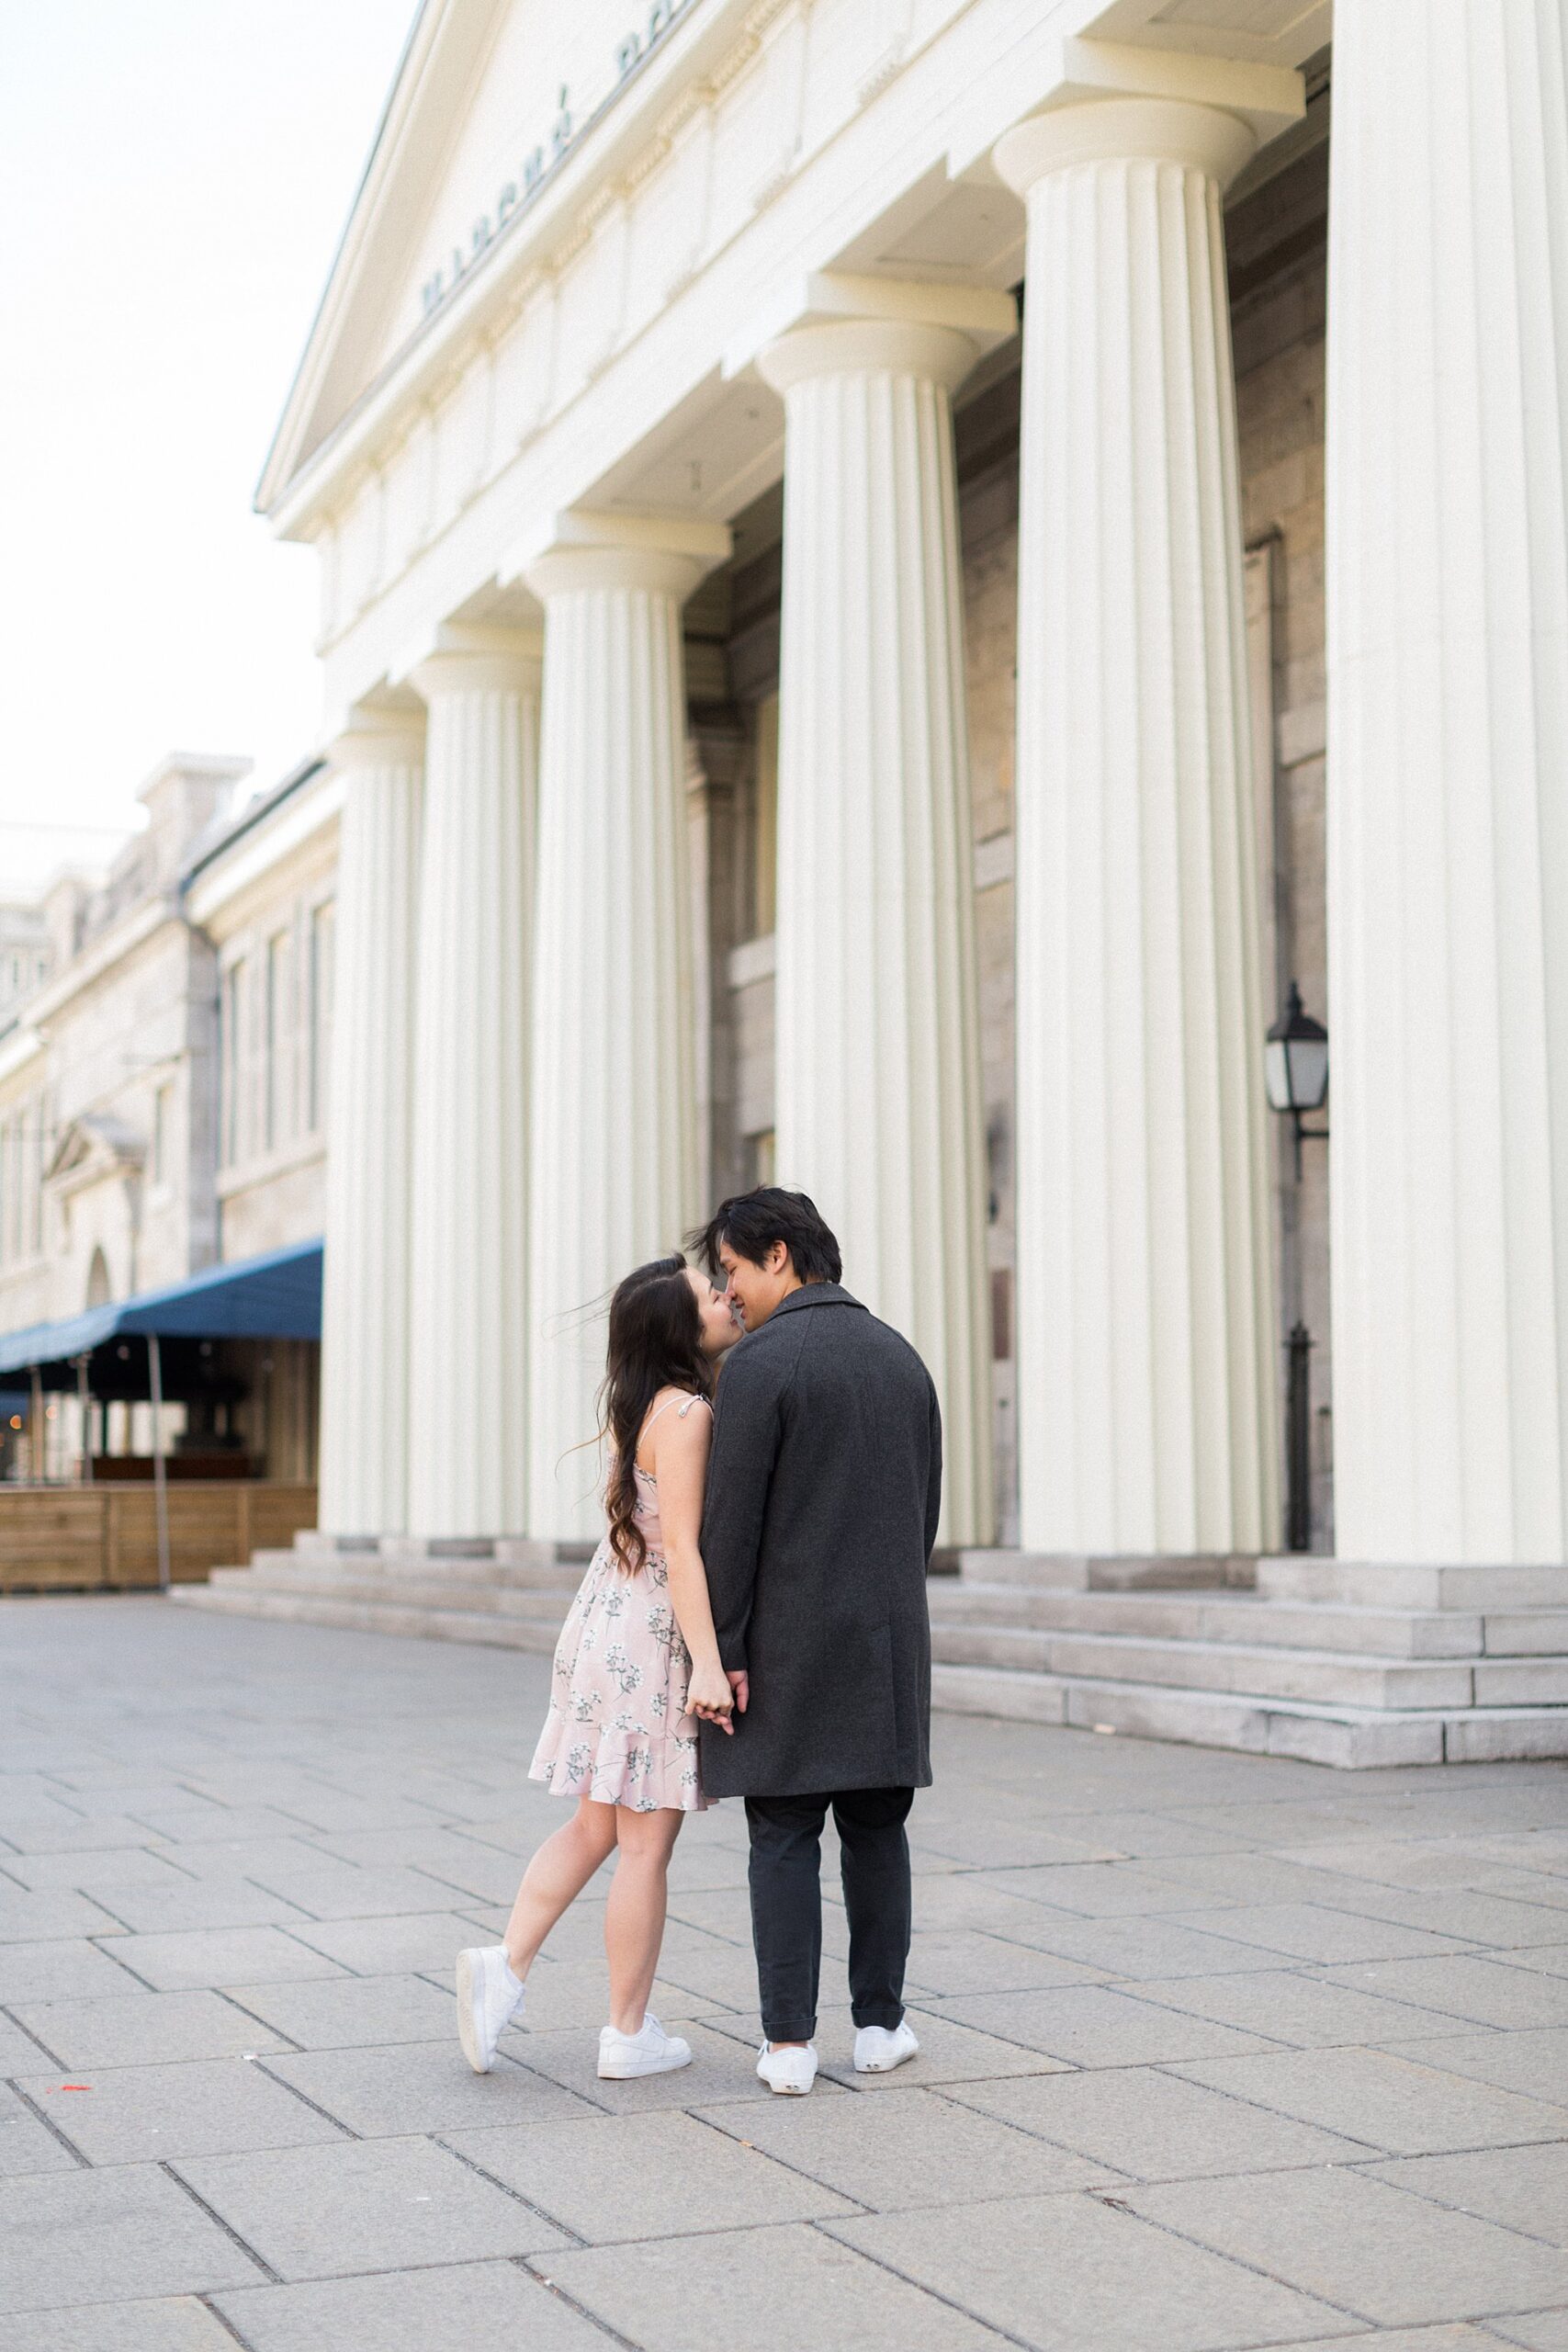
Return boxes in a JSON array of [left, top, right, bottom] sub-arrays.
[[170, 1532, 592, 1654], [171, 1533, 1568, 1769], [928, 1551, 1568, 1766]]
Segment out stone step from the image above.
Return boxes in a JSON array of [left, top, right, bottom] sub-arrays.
[[926, 1622, 1551, 1710], [206, 1565, 576, 1621], [170, 1583, 561, 1653], [953, 1549, 1253, 1591], [1258, 1557, 1568, 1611], [929, 1581, 1502, 1658], [929, 1663, 1568, 1767], [210, 1556, 579, 1605]]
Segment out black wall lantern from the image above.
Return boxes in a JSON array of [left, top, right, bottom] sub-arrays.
[[1266, 981, 1329, 1553], [1265, 981, 1328, 1180]]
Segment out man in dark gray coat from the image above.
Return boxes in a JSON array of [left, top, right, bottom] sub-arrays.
[[691, 1188, 941, 2097]]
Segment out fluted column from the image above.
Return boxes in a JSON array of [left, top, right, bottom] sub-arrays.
[[524, 519, 724, 1539], [317, 708, 423, 1534], [996, 99, 1278, 1558], [758, 307, 998, 1544], [1326, 2, 1568, 1565], [406, 632, 539, 1537]]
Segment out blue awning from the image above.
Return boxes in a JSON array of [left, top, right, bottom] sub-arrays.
[[0, 1239, 323, 1376]]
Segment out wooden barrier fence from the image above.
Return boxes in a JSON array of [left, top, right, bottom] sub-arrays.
[[0, 1484, 318, 1592]]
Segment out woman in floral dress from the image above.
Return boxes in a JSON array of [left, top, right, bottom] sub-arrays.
[[457, 1255, 740, 2080]]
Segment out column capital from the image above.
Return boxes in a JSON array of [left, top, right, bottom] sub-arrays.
[[995, 95, 1256, 198], [409, 624, 543, 705], [513, 508, 731, 605], [325, 703, 425, 773], [730, 271, 1016, 390]]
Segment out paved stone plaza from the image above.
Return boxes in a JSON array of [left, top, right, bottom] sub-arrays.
[[2, 1600, 1568, 2350]]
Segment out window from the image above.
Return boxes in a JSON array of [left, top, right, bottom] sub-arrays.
[[152, 1081, 172, 1186], [753, 694, 779, 937], [220, 960, 245, 1166], [265, 930, 291, 1151], [309, 900, 335, 1133]]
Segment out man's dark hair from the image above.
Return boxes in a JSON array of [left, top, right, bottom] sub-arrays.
[[690, 1187, 842, 1285]]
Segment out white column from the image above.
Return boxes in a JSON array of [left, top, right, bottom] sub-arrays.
[[405, 632, 539, 1538], [1326, 1, 1568, 1565], [757, 304, 999, 1545], [524, 518, 725, 1540], [996, 99, 1278, 1559], [316, 708, 423, 1535]]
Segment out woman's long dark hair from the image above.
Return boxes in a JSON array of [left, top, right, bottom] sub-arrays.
[[601, 1254, 712, 1574]]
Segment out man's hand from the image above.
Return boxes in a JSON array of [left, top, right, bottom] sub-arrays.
[[728, 1669, 750, 1715]]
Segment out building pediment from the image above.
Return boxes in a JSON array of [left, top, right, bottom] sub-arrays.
[[46, 1115, 146, 1196], [257, 0, 720, 518]]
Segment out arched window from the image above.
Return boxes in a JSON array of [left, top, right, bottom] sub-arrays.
[[85, 1247, 111, 1307]]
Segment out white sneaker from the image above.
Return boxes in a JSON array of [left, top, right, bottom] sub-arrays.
[[854, 2019, 919, 2074], [456, 1944, 525, 2075], [757, 2041, 818, 2095], [598, 2014, 693, 2079]]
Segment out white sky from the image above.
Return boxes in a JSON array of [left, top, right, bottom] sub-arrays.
[[0, 0, 419, 883]]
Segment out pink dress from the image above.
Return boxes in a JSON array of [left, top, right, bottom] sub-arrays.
[[529, 1396, 712, 1814]]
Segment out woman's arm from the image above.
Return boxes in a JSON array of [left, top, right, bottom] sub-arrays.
[[651, 1399, 734, 1729]]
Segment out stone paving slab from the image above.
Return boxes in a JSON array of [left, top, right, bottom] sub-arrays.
[[9, 1987, 288, 2069], [220, 1968, 456, 2048], [942, 2060, 1371, 2177], [1378, 2024, 1568, 2098], [823, 2187, 1347, 2348], [1288, 2331, 1538, 2351], [0, 2101, 79, 2177], [928, 1981, 1282, 2067], [0, 1937, 141, 2004], [897, 1926, 1113, 1994], [1115, 1964, 1481, 2047], [1490, 2315, 1568, 2350], [447, 2105, 859, 2239], [74, 1878, 316, 1935], [0, 1888, 130, 1941], [1508, 1941, 1568, 1977], [243, 1860, 475, 1917], [1122, 2167, 1568, 2327], [1166, 1900, 1478, 1964], [3, 2295, 240, 2351], [284, 1906, 494, 1974], [1311, 1954, 1568, 2029], [1170, 2044, 1568, 2154], [17, 2052, 346, 2165], [544, 2219, 1011, 2350], [107, 1926, 346, 1994], [261, 2037, 602, 2135], [0, 1845, 194, 1894], [173, 2133, 570, 2278], [0, 2161, 266, 2314], [213, 2259, 614, 2352], [1368, 2143, 1568, 2245], [3, 1598, 1567, 2352], [698, 2081, 1119, 2206]]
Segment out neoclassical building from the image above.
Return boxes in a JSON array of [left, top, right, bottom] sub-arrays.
[[198, 0, 1568, 1759]]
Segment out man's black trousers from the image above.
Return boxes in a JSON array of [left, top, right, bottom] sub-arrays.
[[743, 1785, 914, 2043]]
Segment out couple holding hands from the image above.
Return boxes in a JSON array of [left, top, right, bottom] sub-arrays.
[[457, 1185, 941, 2097]]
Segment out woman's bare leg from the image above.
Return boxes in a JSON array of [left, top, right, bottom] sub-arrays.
[[604, 1806, 684, 2033], [502, 1794, 620, 1979]]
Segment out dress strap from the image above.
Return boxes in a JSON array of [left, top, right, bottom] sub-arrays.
[[635, 1390, 708, 1470]]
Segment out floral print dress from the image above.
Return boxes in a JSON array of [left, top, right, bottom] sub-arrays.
[[529, 1399, 712, 1814]]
